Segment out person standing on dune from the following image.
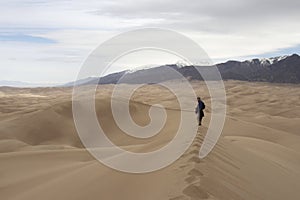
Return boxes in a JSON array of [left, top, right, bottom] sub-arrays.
[[195, 97, 205, 126]]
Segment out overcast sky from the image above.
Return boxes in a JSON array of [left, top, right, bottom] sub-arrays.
[[0, 0, 300, 83]]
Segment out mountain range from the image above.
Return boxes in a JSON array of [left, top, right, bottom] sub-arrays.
[[67, 54, 300, 86]]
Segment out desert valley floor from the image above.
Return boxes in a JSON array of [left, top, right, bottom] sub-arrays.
[[0, 81, 300, 200]]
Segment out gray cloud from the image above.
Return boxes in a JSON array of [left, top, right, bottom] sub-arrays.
[[92, 0, 300, 33]]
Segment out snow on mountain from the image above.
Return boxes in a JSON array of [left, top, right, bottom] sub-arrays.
[[246, 55, 289, 66]]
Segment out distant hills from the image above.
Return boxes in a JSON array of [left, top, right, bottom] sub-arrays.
[[68, 54, 300, 85], [0, 80, 57, 88]]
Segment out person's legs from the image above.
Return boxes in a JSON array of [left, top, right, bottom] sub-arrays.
[[198, 113, 202, 125], [199, 111, 204, 126], [199, 116, 202, 126]]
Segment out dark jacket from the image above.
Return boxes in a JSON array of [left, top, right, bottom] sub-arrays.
[[195, 100, 205, 117]]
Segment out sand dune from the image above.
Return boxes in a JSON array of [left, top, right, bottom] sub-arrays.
[[0, 81, 300, 200]]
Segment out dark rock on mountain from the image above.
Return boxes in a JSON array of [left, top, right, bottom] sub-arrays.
[[217, 54, 300, 83]]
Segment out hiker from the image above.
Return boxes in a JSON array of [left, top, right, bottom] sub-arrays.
[[195, 97, 205, 126]]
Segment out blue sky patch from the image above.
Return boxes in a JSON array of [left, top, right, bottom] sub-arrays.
[[255, 44, 300, 58], [0, 33, 56, 44]]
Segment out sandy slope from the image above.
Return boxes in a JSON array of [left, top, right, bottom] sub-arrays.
[[0, 81, 300, 200]]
